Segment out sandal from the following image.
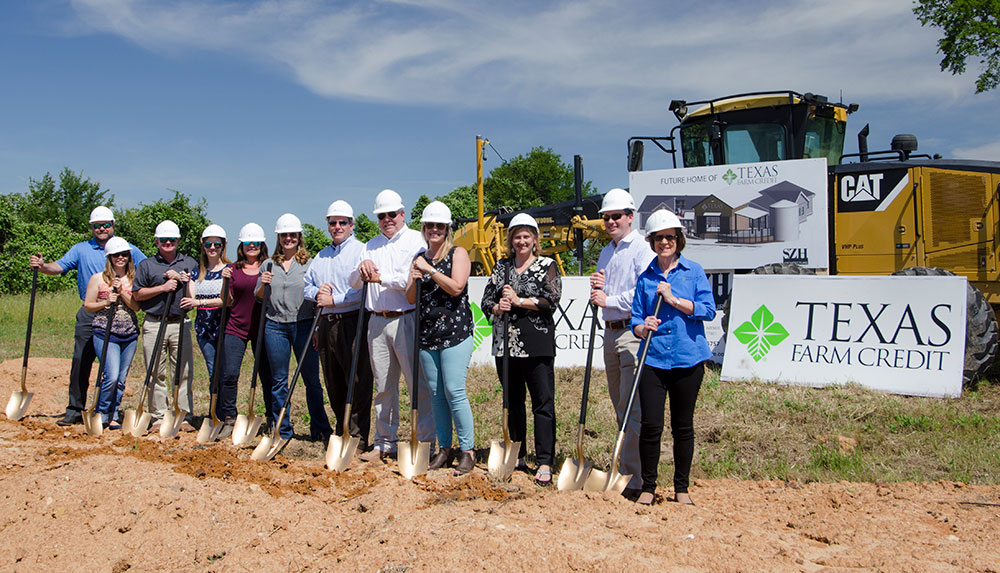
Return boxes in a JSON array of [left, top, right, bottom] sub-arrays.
[[534, 467, 553, 486], [636, 492, 654, 505]]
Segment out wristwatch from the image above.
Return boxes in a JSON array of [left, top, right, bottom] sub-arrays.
[[428, 268, 437, 276], [518, 297, 524, 306]]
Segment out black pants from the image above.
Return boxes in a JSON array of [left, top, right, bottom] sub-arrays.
[[638, 362, 704, 494], [319, 312, 373, 451], [218, 334, 269, 421], [495, 355, 556, 466], [67, 306, 97, 414]]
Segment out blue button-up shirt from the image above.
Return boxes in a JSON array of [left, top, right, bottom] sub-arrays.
[[303, 236, 365, 314], [630, 254, 715, 370], [595, 229, 654, 322], [56, 238, 147, 300]]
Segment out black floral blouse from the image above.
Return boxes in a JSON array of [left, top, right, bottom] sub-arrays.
[[481, 256, 562, 357], [418, 247, 473, 351]]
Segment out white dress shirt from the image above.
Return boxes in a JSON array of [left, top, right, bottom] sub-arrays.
[[595, 229, 654, 322], [303, 236, 365, 314], [349, 226, 426, 313]]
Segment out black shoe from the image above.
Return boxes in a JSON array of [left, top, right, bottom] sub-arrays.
[[56, 412, 83, 426], [454, 450, 475, 475], [428, 446, 454, 470], [218, 417, 236, 439]]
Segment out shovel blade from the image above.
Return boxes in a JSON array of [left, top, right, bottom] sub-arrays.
[[121, 409, 138, 435], [196, 418, 223, 444], [160, 409, 187, 438], [397, 441, 430, 480], [325, 434, 360, 472], [251, 434, 289, 461], [557, 457, 593, 491], [83, 411, 104, 437], [487, 439, 520, 480], [583, 468, 632, 494], [5, 391, 33, 421], [129, 412, 152, 438], [232, 414, 263, 447]]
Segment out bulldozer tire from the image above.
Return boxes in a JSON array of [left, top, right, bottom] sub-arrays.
[[891, 267, 999, 385], [721, 263, 816, 333]]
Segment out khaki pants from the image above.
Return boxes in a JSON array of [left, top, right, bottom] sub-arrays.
[[603, 326, 642, 490], [141, 318, 194, 422]]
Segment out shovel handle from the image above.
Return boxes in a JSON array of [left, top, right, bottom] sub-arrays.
[[91, 292, 120, 412], [409, 277, 421, 412], [577, 302, 600, 426], [136, 289, 178, 408], [170, 309, 186, 410], [271, 307, 324, 432], [248, 261, 273, 393], [341, 288, 368, 436], [618, 297, 662, 435], [500, 261, 512, 411], [208, 275, 231, 420], [21, 267, 39, 390]]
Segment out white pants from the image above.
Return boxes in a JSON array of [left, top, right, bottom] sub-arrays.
[[604, 326, 642, 489], [368, 313, 435, 452], [141, 318, 194, 422]]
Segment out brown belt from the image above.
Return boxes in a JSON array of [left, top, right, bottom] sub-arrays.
[[371, 309, 414, 319], [323, 310, 360, 321], [605, 320, 629, 330]]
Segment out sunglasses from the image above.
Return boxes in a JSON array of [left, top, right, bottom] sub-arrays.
[[158, 237, 178, 244], [602, 213, 626, 222], [377, 210, 400, 221], [424, 222, 448, 231], [242, 241, 262, 247], [109, 252, 130, 259], [91, 222, 113, 230], [203, 241, 223, 249], [279, 232, 299, 239], [652, 233, 678, 243], [327, 219, 352, 227]]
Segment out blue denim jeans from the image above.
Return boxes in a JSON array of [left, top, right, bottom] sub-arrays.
[[197, 333, 217, 382], [92, 335, 138, 425], [264, 318, 331, 440], [219, 334, 269, 421], [420, 336, 475, 451]]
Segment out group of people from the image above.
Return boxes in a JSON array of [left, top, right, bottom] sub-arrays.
[[30, 186, 716, 503]]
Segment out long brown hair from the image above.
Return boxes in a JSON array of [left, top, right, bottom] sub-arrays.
[[235, 241, 269, 269], [102, 253, 135, 285], [198, 238, 232, 281], [271, 232, 310, 265]]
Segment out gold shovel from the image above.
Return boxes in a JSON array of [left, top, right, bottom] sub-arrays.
[[252, 308, 324, 461], [233, 263, 271, 446], [122, 289, 176, 437], [197, 276, 230, 443], [585, 297, 662, 494], [398, 280, 430, 479], [6, 267, 38, 421], [557, 303, 599, 491], [326, 288, 367, 471], [488, 309, 520, 480], [160, 311, 189, 438], [84, 296, 119, 436]]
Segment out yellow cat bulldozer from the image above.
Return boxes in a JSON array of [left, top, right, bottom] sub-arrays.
[[626, 90, 1000, 382]]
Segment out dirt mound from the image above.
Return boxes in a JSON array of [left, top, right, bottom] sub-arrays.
[[2, 358, 1000, 570]]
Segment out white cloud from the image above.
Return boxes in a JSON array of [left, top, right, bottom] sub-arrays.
[[953, 140, 1000, 161], [67, 0, 981, 124]]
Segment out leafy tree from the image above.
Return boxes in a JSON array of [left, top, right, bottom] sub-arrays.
[[484, 147, 595, 210], [914, 0, 1000, 93], [302, 223, 330, 256], [114, 190, 211, 260], [353, 214, 379, 243], [0, 194, 85, 294], [409, 194, 432, 230], [436, 185, 480, 221], [9, 168, 114, 233]]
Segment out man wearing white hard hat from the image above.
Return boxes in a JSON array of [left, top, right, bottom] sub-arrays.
[[133, 220, 198, 428], [589, 188, 653, 495], [350, 189, 433, 460], [29, 206, 146, 426], [304, 200, 373, 452]]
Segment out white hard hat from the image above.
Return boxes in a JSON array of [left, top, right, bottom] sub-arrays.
[[274, 213, 303, 234], [238, 223, 267, 242], [599, 188, 636, 213], [420, 201, 452, 225], [154, 220, 181, 239], [373, 189, 405, 214], [104, 237, 131, 256], [644, 209, 683, 235], [201, 224, 227, 240], [89, 206, 115, 223], [326, 200, 354, 219], [508, 213, 539, 231]]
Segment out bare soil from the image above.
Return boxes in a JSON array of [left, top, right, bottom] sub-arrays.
[[2, 358, 999, 572]]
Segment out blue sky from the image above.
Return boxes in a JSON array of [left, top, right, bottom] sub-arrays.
[[1, 0, 998, 244]]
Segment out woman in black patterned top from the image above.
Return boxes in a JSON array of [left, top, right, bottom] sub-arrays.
[[405, 201, 476, 475], [481, 213, 562, 485]]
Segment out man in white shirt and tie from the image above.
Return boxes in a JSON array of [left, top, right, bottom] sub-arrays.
[[351, 189, 433, 460]]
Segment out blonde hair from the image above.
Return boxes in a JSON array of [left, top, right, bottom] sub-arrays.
[[271, 233, 310, 265], [422, 224, 455, 264], [198, 238, 232, 282], [504, 225, 539, 258], [102, 253, 135, 285]]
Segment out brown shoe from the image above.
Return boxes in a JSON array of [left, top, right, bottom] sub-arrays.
[[428, 446, 454, 470], [454, 450, 475, 475]]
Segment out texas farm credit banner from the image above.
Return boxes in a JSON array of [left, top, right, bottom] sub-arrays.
[[628, 158, 829, 270], [721, 275, 968, 398]]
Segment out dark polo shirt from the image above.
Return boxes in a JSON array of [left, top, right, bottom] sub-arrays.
[[133, 251, 198, 318]]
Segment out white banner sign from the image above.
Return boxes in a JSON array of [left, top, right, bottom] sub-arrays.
[[628, 158, 829, 270], [721, 275, 967, 398]]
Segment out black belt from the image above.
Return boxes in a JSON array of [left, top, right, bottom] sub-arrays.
[[605, 320, 629, 330], [323, 310, 360, 321], [371, 309, 414, 319], [145, 313, 183, 322]]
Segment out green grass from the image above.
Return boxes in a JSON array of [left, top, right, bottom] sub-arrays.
[[3, 292, 1000, 488]]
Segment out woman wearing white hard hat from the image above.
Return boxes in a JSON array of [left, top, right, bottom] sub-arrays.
[[404, 201, 476, 474], [82, 237, 141, 428], [481, 212, 562, 485], [184, 224, 231, 382], [218, 222, 271, 438], [629, 209, 715, 506], [258, 213, 333, 442]]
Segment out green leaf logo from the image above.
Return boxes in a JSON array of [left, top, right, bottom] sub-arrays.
[[723, 169, 737, 185], [732, 305, 789, 362], [470, 302, 492, 351]]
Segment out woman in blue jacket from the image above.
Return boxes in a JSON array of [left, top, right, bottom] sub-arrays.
[[630, 209, 715, 506]]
